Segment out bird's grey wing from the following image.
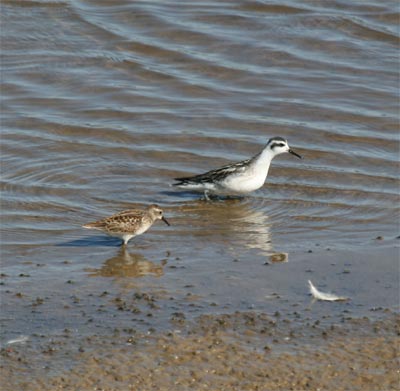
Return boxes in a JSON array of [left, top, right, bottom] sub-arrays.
[[174, 158, 251, 184]]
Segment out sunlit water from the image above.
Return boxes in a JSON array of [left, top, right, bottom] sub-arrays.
[[1, 0, 399, 341]]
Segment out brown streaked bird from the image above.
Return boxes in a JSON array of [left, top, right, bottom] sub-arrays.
[[82, 204, 170, 246]]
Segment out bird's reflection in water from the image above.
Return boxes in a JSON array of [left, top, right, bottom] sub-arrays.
[[86, 247, 166, 278], [181, 198, 274, 257], [231, 207, 273, 257]]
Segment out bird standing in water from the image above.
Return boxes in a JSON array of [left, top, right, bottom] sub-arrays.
[[173, 137, 302, 199], [82, 204, 170, 246]]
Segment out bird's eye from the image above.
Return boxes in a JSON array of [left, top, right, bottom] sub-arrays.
[[271, 142, 285, 149]]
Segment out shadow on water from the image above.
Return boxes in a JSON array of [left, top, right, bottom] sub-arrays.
[[57, 235, 122, 247], [161, 189, 248, 202], [161, 190, 197, 198]]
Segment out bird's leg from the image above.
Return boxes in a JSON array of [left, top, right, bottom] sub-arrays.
[[203, 190, 211, 201]]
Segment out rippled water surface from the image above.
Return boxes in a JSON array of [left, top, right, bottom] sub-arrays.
[[1, 0, 399, 339]]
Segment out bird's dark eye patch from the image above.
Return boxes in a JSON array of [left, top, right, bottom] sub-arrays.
[[271, 142, 285, 149]]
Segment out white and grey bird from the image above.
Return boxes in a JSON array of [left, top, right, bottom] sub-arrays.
[[173, 137, 302, 199], [82, 204, 170, 246]]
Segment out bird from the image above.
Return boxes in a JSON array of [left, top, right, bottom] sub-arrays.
[[82, 204, 170, 246], [173, 136, 302, 199]]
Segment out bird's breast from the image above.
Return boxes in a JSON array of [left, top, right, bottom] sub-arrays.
[[222, 171, 267, 193]]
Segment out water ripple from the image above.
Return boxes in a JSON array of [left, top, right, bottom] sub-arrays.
[[1, 0, 399, 256]]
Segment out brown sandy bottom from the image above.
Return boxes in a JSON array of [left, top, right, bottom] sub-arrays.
[[1, 311, 399, 391]]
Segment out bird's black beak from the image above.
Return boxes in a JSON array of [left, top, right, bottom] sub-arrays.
[[288, 149, 302, 159], [162, 216, 170, 226]]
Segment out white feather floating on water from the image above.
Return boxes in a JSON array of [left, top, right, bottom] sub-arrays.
[[308, 280, 349, 302]]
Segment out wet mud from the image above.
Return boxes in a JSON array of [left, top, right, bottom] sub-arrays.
[[1, 310, 398, 391]]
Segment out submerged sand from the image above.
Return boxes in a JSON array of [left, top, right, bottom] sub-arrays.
[[1, 310, 398, 391]]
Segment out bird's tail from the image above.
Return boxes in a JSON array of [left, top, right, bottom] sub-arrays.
[[82, 221, 105, 230], [173, 176, 195, 186]]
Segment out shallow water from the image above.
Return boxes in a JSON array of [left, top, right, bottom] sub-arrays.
[[1, 0, 399, 342]]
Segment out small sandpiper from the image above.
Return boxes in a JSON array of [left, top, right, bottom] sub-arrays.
[[82, 204, 170, 246], [173, 137, 302, 199]]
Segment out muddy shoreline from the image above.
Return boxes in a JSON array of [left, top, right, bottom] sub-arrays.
[[1, 245, 399, 390], [1, 309, 398, 391]]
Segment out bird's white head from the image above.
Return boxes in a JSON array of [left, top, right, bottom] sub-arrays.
[[147, 204, 170, 226], [266, 137, 302, 159]]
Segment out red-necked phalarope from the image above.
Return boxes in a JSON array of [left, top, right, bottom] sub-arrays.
[[173, 137, 302, 199], [82, 204, 170, 245]]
